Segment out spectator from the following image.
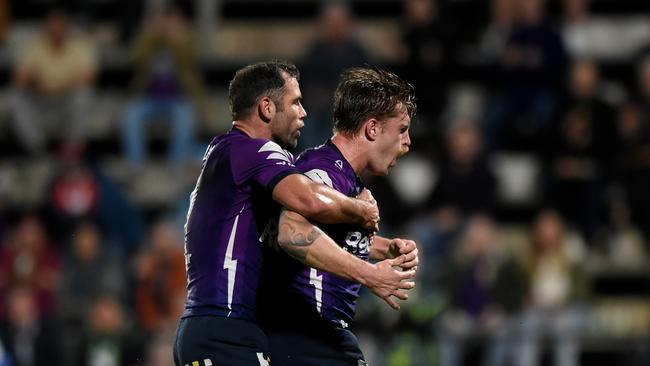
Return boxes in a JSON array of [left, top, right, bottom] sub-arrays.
[[483, 0, 567, 150], [398, 0, 454, 126], [541, 59, 617, 239], [410, 120, 495, 268], [429, 120, 496, 219], [121, 5, 205, 167], [556, 59, 617, 154], [58, 221, 126, 363], [593, 198, 646, 269], [45, 162, 145, 255], [10, 8, 96, 158], [561, 0, 592, 58], [437, 215, 527, 366], [78, 296, 142, 366], [543, 106, 607, 240], [143, 290, 185, 366], [299, 1, 370, 149], [516, 210, 589, 366], [134, 220, 186, 332], [614, 101, 650, 241], [479, 0, 516, 59], [0, 285, 60, 366], [479, 0, 517, 63], [59, 221, 125, 314], [0, 215, 60, 319]]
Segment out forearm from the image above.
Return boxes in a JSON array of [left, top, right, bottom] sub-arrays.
[[277, 210, 375, 285], [272, 174, 374, 227], [307, 183, 367, 225]]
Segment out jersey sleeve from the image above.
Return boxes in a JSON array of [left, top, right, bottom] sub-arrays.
[[231, 138, 302, 191], [296, 156, 352, 196]]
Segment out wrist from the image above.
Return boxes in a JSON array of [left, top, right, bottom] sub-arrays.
[[351, 260, 376, 287]]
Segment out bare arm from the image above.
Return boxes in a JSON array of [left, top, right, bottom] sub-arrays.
[[278, 209, 415, 310], [272, 174, 378, 230]]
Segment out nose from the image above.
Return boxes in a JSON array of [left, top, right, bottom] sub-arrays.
[[299, 103, 307, 120], [403, 131, 411, 147]]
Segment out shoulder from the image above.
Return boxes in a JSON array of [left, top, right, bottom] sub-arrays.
[[297, 147, 347, 189], [242, 138, 294, 165], [220, 133, 295, 169], [298, 147, 341, 169], [20, 37, 47, 60], [297, 145, 342, 170]]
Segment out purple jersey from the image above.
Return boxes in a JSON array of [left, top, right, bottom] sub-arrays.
[[261, 140, 372, 329], [182, 128, 300, 322]]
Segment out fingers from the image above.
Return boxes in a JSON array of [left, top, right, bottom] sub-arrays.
[[402, 251, 417, 263], [392, 238, 406, 250], [391, 239, 418, 270], [400, 259, 418, 270], [383, 296, 401, 310], [358, 188, 376, 204], [394, 290, 409, 301], [392, 239, 416, 255], [388, 254, 406, 267], [359, 188, 375, 200], [399, 240, 416, 254], [400, 251, 419, 270], [363, 219, 380, 232], [381, 287, 413, 310]]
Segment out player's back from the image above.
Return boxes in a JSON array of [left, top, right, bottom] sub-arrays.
[[183, 128, 298, 322]]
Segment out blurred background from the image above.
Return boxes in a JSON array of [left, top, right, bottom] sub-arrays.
[[0, 0, 648, 365]]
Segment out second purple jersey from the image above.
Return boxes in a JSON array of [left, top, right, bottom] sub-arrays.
[[261, 140, 373, 329]]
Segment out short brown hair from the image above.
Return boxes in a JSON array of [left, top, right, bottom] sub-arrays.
[[333, 68, 416, 135], [228, 60, 300, 120]]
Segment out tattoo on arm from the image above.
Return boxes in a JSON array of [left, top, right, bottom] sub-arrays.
[[278, 212, 323, 263]]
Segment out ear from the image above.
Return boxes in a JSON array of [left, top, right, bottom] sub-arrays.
[[364, 119, 380, 141], [258, 96, 276, 123]]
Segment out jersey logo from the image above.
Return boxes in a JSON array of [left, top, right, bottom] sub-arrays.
[[304, 169, 333, 188], [258, 141, 293, 164], [344, 231, 371, 255], [335, 160, 343, 170]]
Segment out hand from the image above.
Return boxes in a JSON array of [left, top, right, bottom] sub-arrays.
[[357, 189, 379, 231], [365, 255, 416, 310], [388, 238, 418, 271]]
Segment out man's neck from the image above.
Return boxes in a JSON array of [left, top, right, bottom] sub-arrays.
[[232, 118, 271, 140], [331, 133, 368, 175]]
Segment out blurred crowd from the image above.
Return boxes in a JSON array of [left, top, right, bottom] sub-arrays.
[[0, 0, 649, 365]]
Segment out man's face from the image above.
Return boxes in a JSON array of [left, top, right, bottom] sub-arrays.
[[46, 12, 68, 44], [368, 105, 411, 176], [271, 75, 307, 149]]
